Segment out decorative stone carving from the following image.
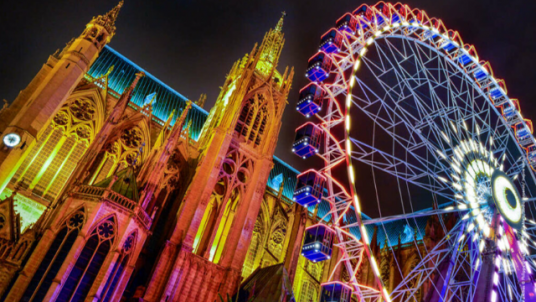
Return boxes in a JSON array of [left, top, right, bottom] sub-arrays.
[[97, 220, 115, 239], [76, 125, 92, 139], [67, 211, 85, 230], [53, 111, 70, 126], [70, 99, 96, 121], [121, 128, 143, 148]]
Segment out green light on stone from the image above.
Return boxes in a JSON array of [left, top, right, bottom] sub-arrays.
[[0, 188, 46, 232]]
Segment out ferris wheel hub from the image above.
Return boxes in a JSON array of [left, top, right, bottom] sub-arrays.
[[491, 170, 523, 230]]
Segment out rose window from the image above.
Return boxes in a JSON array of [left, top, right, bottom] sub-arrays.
[[121, 128, 143, 148], [67, 212, 84, 229], [70, 99, 96, 121], [53, 111, 69, 126], [76, 126, 92, 139], [97, 221, 115, 239], [123, 235, 134, 253]]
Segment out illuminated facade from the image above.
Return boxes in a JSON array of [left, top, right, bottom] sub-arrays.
[[0, 2, 353, 302]]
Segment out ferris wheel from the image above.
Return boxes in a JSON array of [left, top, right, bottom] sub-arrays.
[[292, 2, 536, 302]]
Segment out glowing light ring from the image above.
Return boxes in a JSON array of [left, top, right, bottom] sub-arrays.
[[492, 170, 523, 229], [3, 133, 21, 148], [299, 2, 536, 301]]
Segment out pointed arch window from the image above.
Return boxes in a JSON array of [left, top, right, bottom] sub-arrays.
[[242, 217, 264, 278], [299, 281, 318, 302], [12, 240, 28, 262], [101, 231, 136, 302], [21, 208, 85, 302], [56, 217, 116, 302], [234, 94, 270, 147], [11, 97, 97, 201], [89, 126, 144, 185], [269, 224, 286, 260]]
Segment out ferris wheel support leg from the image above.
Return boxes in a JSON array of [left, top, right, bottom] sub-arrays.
[[473, 212, 502, 302], [425, 222, 466, 302], [472, 244, 495, 302]]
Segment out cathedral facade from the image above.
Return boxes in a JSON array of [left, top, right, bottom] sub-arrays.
[[0, 2, 447, 302]]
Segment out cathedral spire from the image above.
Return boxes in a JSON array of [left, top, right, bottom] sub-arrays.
[[275, 11, 286, 33], [255, 13, 286, 76], [139, 102, 191, 210], [106, 0, 124, 24], [110, 71, 144, 123], [89, 0, 124, 40]]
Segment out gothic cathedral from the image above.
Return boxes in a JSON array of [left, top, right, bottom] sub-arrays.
[[0, 2, 328, 301]]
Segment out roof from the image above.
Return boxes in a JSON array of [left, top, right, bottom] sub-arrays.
[[268, 156, 300, 201], [94, 166, 140, 202], [236, 264, 295, 302], [88, 46, 208, 140]]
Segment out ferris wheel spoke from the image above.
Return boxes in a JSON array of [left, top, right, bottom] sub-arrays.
[[358, 206, 461, 226], [504, 155, 526, 178], [350, 75, 458, 177], [356, 38, 517, 181], [497, 271, 523, 301], [389, 220, 473, 301], [349, 138, 456, 198]]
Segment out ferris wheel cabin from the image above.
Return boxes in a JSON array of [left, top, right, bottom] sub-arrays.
[[456, 45, 478, 67], [392, 3, 409, 23], [336, 13, 357, 35], [302, 224, 335, 262], [372, 2, 391, 26], [320, 282, 353, 302], [293, 169, 326, 207], [306, 52, 332, 82], [353, 5, 374, 26], [514, 120, 534, 146], [489, 82, 507, 106], [527, 145, 536, 170], [320, 29, 343, 54], [501, 99, 521, 124], [297, 83, 326, 117], [292, 122, 323, 159]]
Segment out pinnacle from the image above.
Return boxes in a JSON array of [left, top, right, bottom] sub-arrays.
[[275, 11, 285, 33], [106, 0, 124, 22]]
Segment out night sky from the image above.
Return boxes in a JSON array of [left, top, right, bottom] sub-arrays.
[[2, 0, 536, 189]]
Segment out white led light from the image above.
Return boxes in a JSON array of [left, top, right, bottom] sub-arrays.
[[370, 256, 380, 276], [350, 76, 356, 88], [438, 176, 449, 183], [346, 94, 352, 108], [361, 225, 369, 242], [353, 60, 361, 71], [441, 131, 450, 143], [354, 195, 361, 213], [3, 133, 21, 147]]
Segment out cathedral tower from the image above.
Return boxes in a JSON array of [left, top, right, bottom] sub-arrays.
[[0, 1, 123, 195], [142, 14, 294, 302]]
